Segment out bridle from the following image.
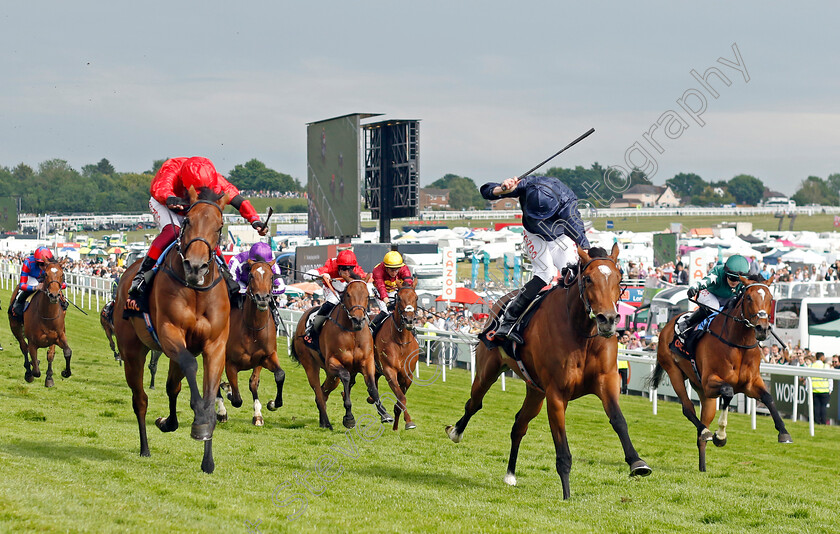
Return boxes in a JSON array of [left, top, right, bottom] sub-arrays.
[[37, 267, 65, 320], [391, 286, 417, 334], [695, 282, 772, 349], [335, 279, 369, 326], [168, 199, 224, 290], [576, 256, 622, 321]]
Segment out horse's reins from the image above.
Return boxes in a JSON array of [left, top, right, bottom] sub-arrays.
[[327, 279, 369, 332], [387, 288, 417, 344], [165, 199, 225, 291], [688, 282, 772, 350], [37, 279, 65, 320], [575, 256, 622, 339]]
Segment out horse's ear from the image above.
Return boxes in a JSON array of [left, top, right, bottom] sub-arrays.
[[219, 192, 231, 210], [268, 259, 276, 268], [610, 242, 620, 261], [395, 279, 404, 288], [578, 246, 591, 264], [365, 273, 373, 284], [187, 186, 199, 204], [739, 275, 751, 286], [247, 259, 255, 266], [411, 277, 418, 289]]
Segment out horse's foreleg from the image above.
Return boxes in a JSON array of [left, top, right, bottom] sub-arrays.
[[59, 332, 72, 379], [28, 343, 41, 379], [156, 357, 184, 433], [697, 396, 718, 472], [713, 387, 734, 447], [337, 368, 356, 429], [299, 349, 332, 430], [248, 368, 264, 426], [749, 382, 792, 443], [545, 391, 573, 499], [362, 358, 393, 425], [505, 386, 545, 486], [123, 350, 150, 457], [215, 386, 228, 423], [379, 364, 409, 431], [44, 345, 56, 388], [196, 339, 226, 443], [262, 353, 285, 411], [226, 362, 243, 408], [446, 348, 504, 443], [598, 374, 652, 477]]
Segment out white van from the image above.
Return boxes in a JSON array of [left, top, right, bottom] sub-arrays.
[[404, 253, 444, 291], [772, 297, 840, 353]]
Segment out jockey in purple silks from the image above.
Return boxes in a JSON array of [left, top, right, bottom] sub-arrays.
[[228, 242, 286, 331]]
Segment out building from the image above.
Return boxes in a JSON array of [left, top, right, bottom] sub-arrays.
[[419, 188, 450, 210], [491, 198, 519, 210], [613, 184, 680, 208]]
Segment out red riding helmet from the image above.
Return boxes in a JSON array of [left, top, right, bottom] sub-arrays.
[[336, 249, 358, 268], [179, 157, 219, 192], [34, 247, 53, 263]]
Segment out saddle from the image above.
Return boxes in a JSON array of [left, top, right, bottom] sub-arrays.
[[302, 310, 322, 353], [669, 312, 718, 381]]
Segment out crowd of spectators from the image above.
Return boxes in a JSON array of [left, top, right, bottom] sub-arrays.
[[239, 190, 304, 199]]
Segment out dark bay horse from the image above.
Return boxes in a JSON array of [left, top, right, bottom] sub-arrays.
[[113, 187, 230, 474], [291, 277, 393, 430], [371, 281, 420, 430], [651, 276, 792, 472], [216, 259, 285, 426], [9, 260, 72, 387], [100, 303, 121, 363], [446, 244, 651, 499]]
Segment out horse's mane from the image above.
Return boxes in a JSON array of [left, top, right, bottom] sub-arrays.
[[344, 271, 362, 281], [746, 273, 764, 283], [196, 187, 224, 203], [586, 246, 609, 258]]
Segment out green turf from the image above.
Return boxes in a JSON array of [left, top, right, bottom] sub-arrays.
[[0, 286, 837, 533]]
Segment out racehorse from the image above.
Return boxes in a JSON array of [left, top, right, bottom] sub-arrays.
[[651, 276, 792, 472], [113, 187, 230, 474], [215, 259, 285, 426], [9, 259, 72, 387], [291, 277, 393, 430], [371, 280, 420, 430], [446, 244, 651, 499]]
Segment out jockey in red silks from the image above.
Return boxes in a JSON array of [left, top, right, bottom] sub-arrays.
[[128, 156, 268, 301], [305, 249, 367, 337], [10, 246, 67, 318], [370, 250, 413, 330]]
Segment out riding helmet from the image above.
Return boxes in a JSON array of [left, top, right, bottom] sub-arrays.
[[383, 251, 404, 269]]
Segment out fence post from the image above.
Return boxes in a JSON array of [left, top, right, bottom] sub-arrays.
[[792, 375, 799, 423], [470, 343, 475, 385], [750, 397, 756, 430], [807, 377, 814, 437], [501, 371, 506, 391]]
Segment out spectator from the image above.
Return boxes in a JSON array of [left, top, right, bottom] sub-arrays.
[[810, 352, 831, 425], [674, 261, 689, 285]]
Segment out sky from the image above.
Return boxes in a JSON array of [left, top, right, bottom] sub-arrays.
[[1, 1, 838, 196]]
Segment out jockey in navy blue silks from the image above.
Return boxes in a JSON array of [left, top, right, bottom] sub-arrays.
[[480, 175, 591, 344]]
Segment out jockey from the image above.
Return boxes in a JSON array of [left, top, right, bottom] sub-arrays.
[[305, 249, 367, 337], [228, 242, 286, 328], [480, 175, 590, 344], [10, 246, 67, 318], [127, 156, 268, 302], [370, 251, 414, 330], [675, 254, 750, 343]]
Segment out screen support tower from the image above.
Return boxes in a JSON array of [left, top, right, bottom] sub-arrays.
[[364, 119, 419, 244]]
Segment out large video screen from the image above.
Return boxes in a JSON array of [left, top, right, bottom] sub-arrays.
[[307, 115, 361, 238], [0, 197, 18, 232]]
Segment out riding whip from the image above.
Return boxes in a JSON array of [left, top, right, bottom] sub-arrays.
[[516, 128, 595, 180]]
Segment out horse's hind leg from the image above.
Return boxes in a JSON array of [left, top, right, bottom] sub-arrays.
[[545, 391, 573, 499], [59, 331, 72, 379], [598, 373, 652, 477], [249, 368, 264, 426], [215, 386, 228, 423], [361, 359, 394, 425], [123, 349, 150, 456], [697, 396, 717, 472], [747, 380, 792, 443], [264, 353, 285, 411], [299, 350, 333, 430], [659, 357, 708, 438], [44, 345, 56, 388], [225, 362, 243, 408], [155, 357, 184, 433], [505, 386, 545, 486], [446, 347, 504, 443]]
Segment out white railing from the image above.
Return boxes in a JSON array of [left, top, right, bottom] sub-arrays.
[[0, 260, 116, 312]]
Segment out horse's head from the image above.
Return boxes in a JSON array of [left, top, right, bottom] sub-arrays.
[[394, 279, 418, 332], [246, 260, 275, 312], [738, 276, 773, 341], [41, 259, 65, 303], [179, 187, 228, 287], [341, 279, 370, 331], [577, 243, 622, 338]]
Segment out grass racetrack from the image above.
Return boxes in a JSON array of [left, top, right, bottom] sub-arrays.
[[0, 287, 838, 533]]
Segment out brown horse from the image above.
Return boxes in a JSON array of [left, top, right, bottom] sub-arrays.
[[215, 259, 285, 426], [113, 187, 230, 474], [651, 277, 792, 472], [100, 303, 121, 363], [9, 259, 72, 387], [371, 281, 420, 430], [291, 278, 393, 430], [446, 244, 651, 499]]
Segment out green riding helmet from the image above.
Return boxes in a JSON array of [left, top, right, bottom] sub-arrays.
[[724, 255, 750, 279]]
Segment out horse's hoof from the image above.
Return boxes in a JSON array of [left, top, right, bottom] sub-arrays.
[[778, 433, 793, 444], [366, 396, 375, 404], [445, 425, 462, 443], [216, 413, 228, 423], [191, 423, 214, 441], [713, 434, 727, 448], [155, 417, 179, 433], [253, 416, 264, 427], [267, 400, 278, 411], [201, 458, 215, 474], [405, 421, 417, 430], [320, 422, 334, 431], [503, 472, 517, 486], [380, 413, 394, 424], [630, 460, 652, 477], [44, 378, 55, 388], [699, 428, 714, 441], [140, 449, 150, 458], [32, 370, 41, 378], [24, 371, 33, 383], [343, 416, 356, 429], [231, 398, 243, 409], [61, 369, 71, 379]]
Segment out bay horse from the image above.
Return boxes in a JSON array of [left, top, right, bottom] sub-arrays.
[[113, 187, 230, 474], [9, 259, 72, 387], [291, 277, 393, 430], [651, 276, 792, 472], [215, 259, 285, 426], [446, 244, 651, 499], [371, 280, 420, 430], [100, 302, 121, 363]]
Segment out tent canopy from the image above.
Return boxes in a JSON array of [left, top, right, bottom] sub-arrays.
[[436, 287, 488, 305]]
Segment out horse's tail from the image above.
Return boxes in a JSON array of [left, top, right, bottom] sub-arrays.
[[288, 336, 301, 365], [646, 362, 665, 390]]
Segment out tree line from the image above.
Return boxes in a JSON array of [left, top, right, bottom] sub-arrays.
[[0, 158, 303, 214], [428, 165, 840, 209]]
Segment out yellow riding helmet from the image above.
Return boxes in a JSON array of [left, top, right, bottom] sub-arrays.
[[383, 251, 404, 269]]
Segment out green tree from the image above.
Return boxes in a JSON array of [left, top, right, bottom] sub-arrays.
[[727, 174, 764, 205], [429, 174, 486, 209], [792, 176, 839, 206], [666, 173, 705, 198], [228, 159, 301, 192], [692, 185, 735, 207]]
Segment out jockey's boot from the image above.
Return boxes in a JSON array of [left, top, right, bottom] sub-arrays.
[[128, 256, 157, 300], [216, 256, 241, 301], [308, 301, 336, 339], [493, 276, 545, 345], [10, 290, 30, 318], [674, 308, 710, 343], [269, 297, 283, 334], [371, 310, 388, 331]]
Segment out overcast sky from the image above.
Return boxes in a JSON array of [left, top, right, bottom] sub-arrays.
[[1, 1, 837, 196]]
